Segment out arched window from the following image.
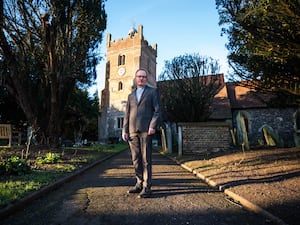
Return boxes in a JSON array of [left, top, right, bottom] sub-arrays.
[[118, 55, 125, 65], [118, 81, 123, 91]]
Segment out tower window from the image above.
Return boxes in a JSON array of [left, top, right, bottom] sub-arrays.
[[118, 55, 126, 65], [118, 82, 123, 90], [117, 117, 124, 129]]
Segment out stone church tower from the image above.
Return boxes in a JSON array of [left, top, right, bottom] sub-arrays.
[[98, 25, 157, 141]]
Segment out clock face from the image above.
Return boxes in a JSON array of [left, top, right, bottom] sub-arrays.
[[118, 67, 126, 76]]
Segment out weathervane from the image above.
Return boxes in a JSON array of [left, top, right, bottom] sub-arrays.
[[128, 19, 137, 38]]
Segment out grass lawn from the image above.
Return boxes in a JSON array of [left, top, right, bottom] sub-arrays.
[[0, 143, 128, 209]]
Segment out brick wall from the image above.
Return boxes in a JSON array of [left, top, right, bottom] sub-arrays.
[[178, 122, 231, 154]]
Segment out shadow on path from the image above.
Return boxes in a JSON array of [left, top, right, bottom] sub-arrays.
[[2, 150, 275, 225]]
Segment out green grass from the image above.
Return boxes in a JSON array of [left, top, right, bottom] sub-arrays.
[[0, 143, 128, 209], [0, 171, 60, 207]]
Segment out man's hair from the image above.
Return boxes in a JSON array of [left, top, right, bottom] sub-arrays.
[[135, 68, 147, 76]]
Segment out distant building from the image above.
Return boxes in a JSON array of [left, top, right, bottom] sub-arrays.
[[98, 25, 157, 141]]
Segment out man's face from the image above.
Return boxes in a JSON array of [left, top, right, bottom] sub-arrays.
[[135, 70, 147, 87]]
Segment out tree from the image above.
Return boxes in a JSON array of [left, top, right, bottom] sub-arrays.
[[62, 88, 99, 144], [0, 0, 106, 147], [0, 86, 27, 127], [216, 0, 300, 103], [158, 53, 222, 122]]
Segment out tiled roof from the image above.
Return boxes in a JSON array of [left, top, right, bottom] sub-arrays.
[[157, 74, 232, 120], [158, 75, 295, 121], [226, 82, 269, 109], [209, 84, 232, 120]]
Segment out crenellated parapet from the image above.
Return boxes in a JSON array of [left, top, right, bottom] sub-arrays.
[[107, 25, 157, 57]]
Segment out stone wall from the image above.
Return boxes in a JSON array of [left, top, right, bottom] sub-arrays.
[[232, 108, 297, 147], [178, 122, 231, 154]]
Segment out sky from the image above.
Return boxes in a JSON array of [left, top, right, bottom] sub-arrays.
[[92, 0, 230, 93]]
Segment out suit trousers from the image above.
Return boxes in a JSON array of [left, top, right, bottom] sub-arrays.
[[128, 132, 153, 189]]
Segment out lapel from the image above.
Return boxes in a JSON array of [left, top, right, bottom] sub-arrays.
[[136, 85, 147, 105]]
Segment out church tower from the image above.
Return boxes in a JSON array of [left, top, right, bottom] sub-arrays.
[[98, 25, 157, 141]]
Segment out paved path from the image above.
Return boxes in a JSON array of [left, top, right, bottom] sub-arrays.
[[2, 150, 275, 225]]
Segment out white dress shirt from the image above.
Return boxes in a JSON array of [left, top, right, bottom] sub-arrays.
[[136, 87, 144, 102]]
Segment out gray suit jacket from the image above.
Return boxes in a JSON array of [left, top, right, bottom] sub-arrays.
[[123, 85, 160, 135]]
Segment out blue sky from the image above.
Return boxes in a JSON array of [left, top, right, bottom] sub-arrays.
[[93, 0, 230, 93]]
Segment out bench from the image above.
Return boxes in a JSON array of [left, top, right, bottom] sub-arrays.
[[0, 124, 12, 148]]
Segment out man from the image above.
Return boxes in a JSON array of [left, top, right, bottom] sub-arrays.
[[122, 68, 160, 198]]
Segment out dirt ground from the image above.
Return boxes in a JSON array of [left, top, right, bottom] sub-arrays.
[[175, 147, 300, 225]]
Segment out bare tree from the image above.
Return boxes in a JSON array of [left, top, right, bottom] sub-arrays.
[[158, 53, 223, 122]]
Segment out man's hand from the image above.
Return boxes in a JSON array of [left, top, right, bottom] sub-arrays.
[[122, 133, 128, 142], [148, 128, 156, 135]]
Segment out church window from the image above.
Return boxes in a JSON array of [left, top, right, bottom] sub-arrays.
[[118, 82, 123, 90], [118, 55, 126, 65], [117, 117, 124, 129]]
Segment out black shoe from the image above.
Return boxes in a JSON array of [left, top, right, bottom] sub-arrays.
[[138, 188, 152, 198], [127, 185, 142, 194]]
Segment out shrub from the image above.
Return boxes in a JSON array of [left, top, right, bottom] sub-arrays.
[[0, 156, 31, 176], [36, 152, 61, 164], [0, 161, 6, 175]]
